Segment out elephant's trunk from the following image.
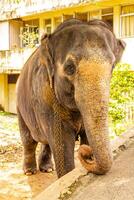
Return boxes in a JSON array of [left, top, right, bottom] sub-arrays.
[[75, 60, 113, 174]]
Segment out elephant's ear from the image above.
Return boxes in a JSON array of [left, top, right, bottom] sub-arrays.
[[40, 33, 54, 88], [114, 39, 126, 64]]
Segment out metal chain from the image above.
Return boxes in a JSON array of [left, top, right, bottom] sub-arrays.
[[44, 85, 70, 177]]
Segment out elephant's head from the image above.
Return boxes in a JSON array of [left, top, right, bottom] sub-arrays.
[[41, 19, 125, 175]]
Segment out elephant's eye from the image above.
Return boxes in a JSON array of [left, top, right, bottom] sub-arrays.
[[64, 60, 76, 76]]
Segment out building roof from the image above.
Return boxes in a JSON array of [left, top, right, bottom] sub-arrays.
[[0, 0, 98, 21]]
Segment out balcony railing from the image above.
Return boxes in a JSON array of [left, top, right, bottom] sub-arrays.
[[0, 0, 89, 20], [0, 48, 35, 72]]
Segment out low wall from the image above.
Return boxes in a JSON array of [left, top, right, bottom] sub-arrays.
[[34, 127, 134, 200]]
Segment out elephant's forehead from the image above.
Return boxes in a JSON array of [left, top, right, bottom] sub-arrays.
[[52, 25, 115, 64], [52, 25, 97, 53], [85, 41, 115, 64], [52, 24, 113, 46]]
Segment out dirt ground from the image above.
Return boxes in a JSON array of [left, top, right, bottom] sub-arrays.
[[0, 112, 57, 200], [0, 111, 118, 200]]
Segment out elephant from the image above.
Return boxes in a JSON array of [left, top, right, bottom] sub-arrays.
[[16, 19, 125, 178]]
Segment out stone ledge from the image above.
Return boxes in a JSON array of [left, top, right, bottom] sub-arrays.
[[34, 127, 134, 200], [111, 127, 134, 151], [34, 167, 87, 200]]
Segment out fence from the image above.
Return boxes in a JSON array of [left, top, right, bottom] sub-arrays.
[[0, 48, 35, 72], [123, 90, 134, 124], [125, 103, 134, 123]]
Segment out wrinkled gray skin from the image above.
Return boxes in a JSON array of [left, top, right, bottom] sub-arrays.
[[16, 19, 125, 178]]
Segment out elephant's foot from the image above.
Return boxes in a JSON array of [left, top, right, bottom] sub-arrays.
[[23, 160, 37, 176], [78, 144, 97, 173], [39, 161, 54, 173]]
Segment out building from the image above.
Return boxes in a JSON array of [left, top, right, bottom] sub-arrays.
[[0, 0, 134, 113]]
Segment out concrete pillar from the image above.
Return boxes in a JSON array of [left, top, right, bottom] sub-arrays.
[[87, 12, 90, 21], [51, 17, 55, 32], [39, 17, 44, 40], [0, 74, 4, 110], [4, 74, 8, 112], [61, 14, 64, 23], [113, 5, 121, 38]]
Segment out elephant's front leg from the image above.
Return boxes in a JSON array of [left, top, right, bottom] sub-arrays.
[[17, 109, 38, 175], [52, 122, 75, 178]]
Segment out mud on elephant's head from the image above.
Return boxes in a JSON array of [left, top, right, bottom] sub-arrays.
[[41, 19, 125, 174]]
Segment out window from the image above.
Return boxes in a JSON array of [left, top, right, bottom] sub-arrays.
[[20, 19, 39, 48], [102, 8, 113, 29], [44, 19, 52, 34], [8, 74, 19, 84], [20, 26, 39, 48], [90, 10, 100, 20], [75, 12, 88, 21], [63, 14, 73, 21], [121, 5, 134, 37]]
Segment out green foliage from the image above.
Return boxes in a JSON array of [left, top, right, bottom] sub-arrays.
[[109, 63, 134, 135]]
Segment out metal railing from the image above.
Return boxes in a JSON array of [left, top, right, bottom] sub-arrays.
[[0, 48, 35, 72], [123, 90, 134, 124]]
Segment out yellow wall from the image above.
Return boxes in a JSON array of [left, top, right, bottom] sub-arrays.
[[8, 83, 17, 113], [0, 74, 18, 113], [0, 74, 8, 111]]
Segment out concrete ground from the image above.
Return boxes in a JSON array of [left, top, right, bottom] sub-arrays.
[[68, 141, 134, 200]]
